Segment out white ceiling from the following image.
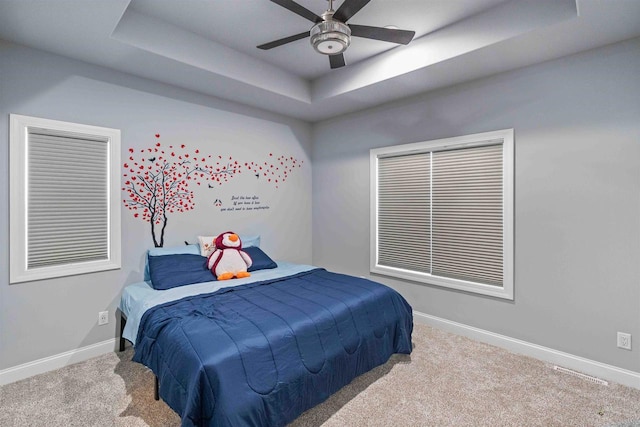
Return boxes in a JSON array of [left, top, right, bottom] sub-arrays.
[[0, 0, 639, 122], [129, 0, 509, 80]]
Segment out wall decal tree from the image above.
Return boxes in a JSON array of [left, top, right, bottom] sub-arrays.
[[122, 135, 241, 247]]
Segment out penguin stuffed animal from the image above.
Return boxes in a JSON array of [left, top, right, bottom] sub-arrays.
[[207, 231, 253, 280]]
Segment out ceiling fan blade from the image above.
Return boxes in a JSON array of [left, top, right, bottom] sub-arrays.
[[270, 0, 322, 23], [329, 53, 346, 69], [257, 31, 310, 50], [333, 0, 371, 22], [349, 24, 415, 45]]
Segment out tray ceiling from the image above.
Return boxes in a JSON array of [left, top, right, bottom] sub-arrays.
[[0, 0, 639, 121]]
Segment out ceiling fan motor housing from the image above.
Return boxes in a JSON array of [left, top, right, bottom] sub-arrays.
[[310, 19, 351, 55]]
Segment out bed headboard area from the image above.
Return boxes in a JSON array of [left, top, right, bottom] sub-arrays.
[[121, 132, 311, 279]]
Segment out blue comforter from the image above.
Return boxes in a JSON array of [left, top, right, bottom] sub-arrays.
[[133, 268, 413, 427]]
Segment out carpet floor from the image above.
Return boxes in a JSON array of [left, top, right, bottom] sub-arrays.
[[1, 323, 640, 426]]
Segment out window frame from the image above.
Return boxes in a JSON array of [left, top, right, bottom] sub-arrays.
[[9, 114, 121, 283], [370, 129, 514, 300]]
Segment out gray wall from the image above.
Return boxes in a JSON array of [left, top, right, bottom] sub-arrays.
[[2, 35, 639, 377], [0, 42, 312, 370], [312, 38, 640, 371]]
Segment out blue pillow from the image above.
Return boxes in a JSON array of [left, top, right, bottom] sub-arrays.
[[148, 254, 214, 290], [245, 247, 278, 272], [144, 244, 200, 281], [241, 235, 261, 248]]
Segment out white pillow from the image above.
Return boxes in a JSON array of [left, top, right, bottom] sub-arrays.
[[197, 235, 217, 257], [197, 234, 260, 257]]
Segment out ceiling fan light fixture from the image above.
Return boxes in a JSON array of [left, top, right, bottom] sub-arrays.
[[310, 20, 351, 55], [258, 0, 416, 69]]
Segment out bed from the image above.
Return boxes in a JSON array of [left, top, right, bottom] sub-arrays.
[[119, 240, 413, 427]]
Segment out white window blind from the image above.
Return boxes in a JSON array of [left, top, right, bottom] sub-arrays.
[[432, 145, 503, 286], [10, 115, 121, 283], [371, 129, 513, 300], [378, 153, 431, 273], [27, 128, 110, 268]]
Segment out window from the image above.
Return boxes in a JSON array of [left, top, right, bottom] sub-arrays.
[[370, 129, 513, 299], [10, 114, 121, 283]]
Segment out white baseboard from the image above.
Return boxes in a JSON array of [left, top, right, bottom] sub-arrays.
[[413, 310, 640, 390], [0, 338, 116, 386]]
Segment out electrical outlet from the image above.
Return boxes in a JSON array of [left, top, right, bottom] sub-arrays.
[[617, 332, 631, 350], [98, 311, 109, 326]]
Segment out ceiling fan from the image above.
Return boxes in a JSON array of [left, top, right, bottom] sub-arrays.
[[257, 0, 416, 69]]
